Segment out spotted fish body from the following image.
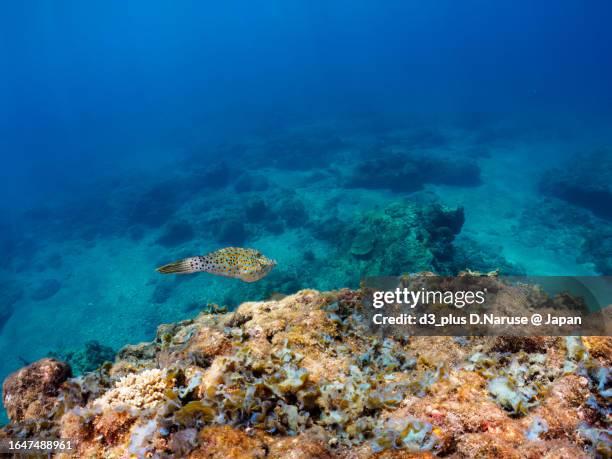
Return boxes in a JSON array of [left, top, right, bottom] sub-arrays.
[[156, 247, 276, 283]]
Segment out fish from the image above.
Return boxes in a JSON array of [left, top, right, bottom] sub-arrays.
[[156, 247, 276, 283]]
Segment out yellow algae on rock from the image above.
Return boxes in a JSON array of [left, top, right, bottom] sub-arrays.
[[583, 336, 612, 365]]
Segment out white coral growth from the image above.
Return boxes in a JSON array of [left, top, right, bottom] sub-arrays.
[[95, 369, 169, 410]]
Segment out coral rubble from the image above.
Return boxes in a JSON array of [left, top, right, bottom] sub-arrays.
[[1, 282, 610, 458]]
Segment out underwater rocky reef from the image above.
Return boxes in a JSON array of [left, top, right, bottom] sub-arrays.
[[2, 276, 610, 458], [1, 117, 611, 429], [539, 150, 612, 222]]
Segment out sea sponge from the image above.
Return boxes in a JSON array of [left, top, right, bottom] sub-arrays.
[[95, 369, 171, 411]]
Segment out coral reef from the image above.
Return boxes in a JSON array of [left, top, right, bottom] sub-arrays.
[[540, 150, 612, 221], [206, 197, 520, 310], [151, 280, 177, 305], [2, 283, 609, 458], [195, 162, 231, 189], [260, 133, 346, 170], [2, 358, 71, 422], [244, 197, 272, 224], [156, 221, 196, 248], [48, 340, 115, 375], [1, 117, 610, 432], [128, 181, 183, 228], [277, 193, 309, 228], [234, 173, 269, 193], [95, 369, 170, 410], [345, 152, 482, 192], [516, 193, 612, 275], [214, 220, 248, 245], [319, 199, 468, 277], [581, 226, 612, 275]]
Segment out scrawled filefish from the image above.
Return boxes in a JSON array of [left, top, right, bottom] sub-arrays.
[[156, 247, 276, 283]]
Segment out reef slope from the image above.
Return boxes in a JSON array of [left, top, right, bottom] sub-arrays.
[[1, 282, 610, 458]]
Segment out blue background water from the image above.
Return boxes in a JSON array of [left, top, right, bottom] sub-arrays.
[[1, 1, 611, 423]]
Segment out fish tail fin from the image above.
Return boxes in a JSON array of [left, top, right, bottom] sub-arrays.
[[156, 257, 203, 274]]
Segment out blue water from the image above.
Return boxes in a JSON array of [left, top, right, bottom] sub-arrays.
[[1, 1, 612, 423]]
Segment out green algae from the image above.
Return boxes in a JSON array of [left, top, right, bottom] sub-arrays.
[[151, 333, 443, 451]]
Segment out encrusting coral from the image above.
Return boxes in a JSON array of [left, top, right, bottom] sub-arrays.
[[1, 277, 610, 458]]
